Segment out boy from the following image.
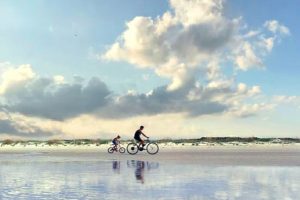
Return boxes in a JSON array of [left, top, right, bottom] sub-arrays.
[[112, 135, 121, 150]]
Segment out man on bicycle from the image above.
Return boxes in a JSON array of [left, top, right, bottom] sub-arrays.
[[134, 126, 149, 148]]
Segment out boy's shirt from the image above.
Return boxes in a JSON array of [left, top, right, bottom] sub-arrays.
[[112, 137, 119, 144]]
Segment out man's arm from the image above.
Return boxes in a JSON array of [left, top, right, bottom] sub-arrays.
[[141, 132, 149, 138]]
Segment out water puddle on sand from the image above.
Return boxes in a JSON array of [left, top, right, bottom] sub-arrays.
[[0, 155, 299, 199]]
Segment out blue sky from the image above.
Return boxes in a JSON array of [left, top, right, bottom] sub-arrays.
[[0, 0, 299, 95], [0, 0, 299, 139], [230, 0, 300, 96], [0, 0, 170, 93]]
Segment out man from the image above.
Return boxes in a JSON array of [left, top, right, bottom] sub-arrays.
[[134, 126, 149, 147]]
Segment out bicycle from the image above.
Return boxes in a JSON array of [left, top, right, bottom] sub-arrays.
[[127, 139, 159, 155], [108, 143, 126, 154]]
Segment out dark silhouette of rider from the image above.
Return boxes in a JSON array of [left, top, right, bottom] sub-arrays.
[[135, 161, 145, 184], [112, 161, 120, 174], [134, 126, 149, 148]]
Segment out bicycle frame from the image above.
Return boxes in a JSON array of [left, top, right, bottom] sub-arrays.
[[108, 143, 126, 154], [111, 144, 121, 151]]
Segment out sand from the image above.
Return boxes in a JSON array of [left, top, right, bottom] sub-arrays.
[[1, 143, 300, 166]]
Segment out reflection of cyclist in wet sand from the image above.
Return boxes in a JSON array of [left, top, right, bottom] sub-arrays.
[[126, 160, 159, 184], [135, 161, 145, 184], [134, 126, 149, 149], [112, 161, 120, 173]]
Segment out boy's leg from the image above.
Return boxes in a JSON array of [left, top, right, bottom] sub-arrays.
[[113, 144, 117, 151]]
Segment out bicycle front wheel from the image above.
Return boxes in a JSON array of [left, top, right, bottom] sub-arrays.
[[108, 147, 114, 153], [146, 142, 159, 155], [127, 143, 138, 155], [119, 147, 126, 153]]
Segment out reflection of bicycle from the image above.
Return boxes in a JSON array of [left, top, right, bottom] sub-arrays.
[[127, 160, 159, 184], [108, 144, 126, 153], [127, 160, 159, 170], [127, 139, 159, 155]]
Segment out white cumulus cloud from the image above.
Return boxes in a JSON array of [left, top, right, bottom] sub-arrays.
[[103, 0, 289, 89], [264, 20, 290, 35]]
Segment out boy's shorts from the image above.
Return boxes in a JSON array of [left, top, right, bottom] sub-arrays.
[[112, 140, 117, 145]]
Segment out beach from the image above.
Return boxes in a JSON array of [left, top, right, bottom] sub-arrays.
[[1, 144, 299, 199], [1, 143, 300, 166]]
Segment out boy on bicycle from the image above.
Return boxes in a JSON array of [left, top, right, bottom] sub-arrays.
[[134, 126, 149, 148], [112, 135, 121, 150]]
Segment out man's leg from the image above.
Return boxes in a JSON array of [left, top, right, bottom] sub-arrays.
[[137, 140, 144, 150]]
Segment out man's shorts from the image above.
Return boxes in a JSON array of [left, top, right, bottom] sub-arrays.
[[135, 137, 142, 143]]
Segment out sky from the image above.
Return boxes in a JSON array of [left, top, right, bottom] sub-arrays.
[[0, 0, 299, 139]]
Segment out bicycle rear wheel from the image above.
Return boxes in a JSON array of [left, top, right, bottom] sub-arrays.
[[107, 147, 114, 153], [127, 143, 138, 155], [146, 142, 159, 155], [119, 147, 126, 153]]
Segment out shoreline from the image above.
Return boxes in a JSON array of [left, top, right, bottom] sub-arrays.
[[0, 145, 300, 167], [0, 143, 299, 166], [0, 142, 300, 153]]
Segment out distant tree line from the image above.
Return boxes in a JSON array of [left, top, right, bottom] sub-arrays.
[[0, 137, 299, 146]]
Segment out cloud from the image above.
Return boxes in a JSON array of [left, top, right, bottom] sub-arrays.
[[0, 64, 35, 95], [103, 0, 289, 89], [97, 77, 267, 119], [0, 62, 269, 122], [234, 42, 263, 70], [103, 0, 240, 90], [0, 65, 111, 120], [60, 113, 213, 139], [0, 1, 291, 126], [272, 95, 300, 109], [98, 85, 227, 118], [264, 20, 290, 35], [99, 0, 292, 120], [0, 111, 56, 137], [100, 0, 289, 119], [0, 76, 296, 138], [272, 95, 297, 104], [0, 2, 295, 138], [227, 103, 275, 118]]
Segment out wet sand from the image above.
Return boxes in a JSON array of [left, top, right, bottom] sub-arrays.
[[0, 146, 299, 199], [1, 145, 300, 166]]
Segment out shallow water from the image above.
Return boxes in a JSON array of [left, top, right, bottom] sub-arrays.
[[0, 152, 299, 200]]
